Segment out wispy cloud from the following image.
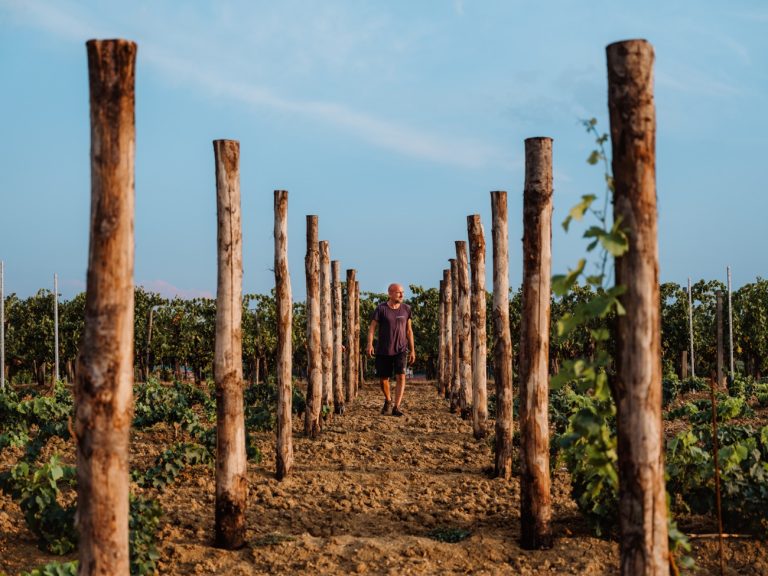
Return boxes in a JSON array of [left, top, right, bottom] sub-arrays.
[[2, 0, 508, 169]]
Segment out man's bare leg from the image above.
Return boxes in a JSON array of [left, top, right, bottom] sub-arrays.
[[393, 373, 406, 409], [380, 378, 391, 402]]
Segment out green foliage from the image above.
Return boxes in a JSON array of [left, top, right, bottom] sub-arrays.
[[0, 455, 77, 554], [252, 532, 296, 546], [426, 526, 471, 543], [667, 422, 768, 534], [19, 561, 79, 576], [129, 496, 162, 576], [135, 442, 213, 489], [667, 395, 752, 425]]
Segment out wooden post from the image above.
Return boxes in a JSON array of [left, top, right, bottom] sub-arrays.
[[354, 279, 362, 395], [274, 190, 293, 480], [519, 137, 554, 549], [491, 190, 514, 479], [442, 269, 453, 401], [212, 139, 247, 549], [688, 277, 696, 380], [449, 258, 460, 412], [438, 279, 445, 395], [716, 291, 724, 389], [455, 241, 472, 418], [345, 269, 356, 403], [727, 267, 734, 379], [681, 350, 688, 381], [305, 216, 322, 438], [53, 273, 60, 382], [332, 261, 345, 415], [608, 39, 669, 575], [76, 38, 136, 575], [319, 241, 333, 411], [467, 215, 488, 438]]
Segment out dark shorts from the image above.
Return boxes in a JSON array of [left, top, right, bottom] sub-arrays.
[[375, 352, 407, 379]]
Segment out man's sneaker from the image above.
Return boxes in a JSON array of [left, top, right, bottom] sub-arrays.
[[391, 406, 404, 417], [381, 400, 391, 415]]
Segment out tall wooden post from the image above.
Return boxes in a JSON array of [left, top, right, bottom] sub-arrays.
[[519, 137, 554, 549], [305, 216, 322, 438], [212, 139, 247, 549], [442, 268, 453, 401], [354, 279, 362, 396], [438, 279, 445, 395], [76, 38, 136, 575], [688, 277, 696, 380], [449, 258, 460, 412], [491, 190, 514, 479], [345, 269, 356, 403], [716, 291, 724, 389], [681, 350, 688, 381], [332, 261, 345, 414], [53, 273, 60, 382], [274, 190, 293, 480], [727, 267, 734, 379], [455, 241, 472, 418], [467, 215, 488, 438], [608, 39, 669, 575], [319, 241, 333, 410]]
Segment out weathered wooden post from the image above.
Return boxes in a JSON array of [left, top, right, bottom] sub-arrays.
[[274, 190, 293, 480], [212, 139, 248, 549], [449, 258, 460, 412], [53, 273, 60, 382], [491, 190, 514, 479], [716, 291, 724, 389], [688, 277, 696, 380], [681, 350, 688, 381], [345, 269, 356, 403], [332, 261, 345, 414], [727, 266, 734, 380], [467, 215, 488, 438], [438, 279, 445, 395], [319, 241, 333, 410], [76, 38, 136, 574], [608, 39, 669, 574], [354, 279, 362, 396], [519, 137, 554, 549], [456, 241, 472, 418], [305, 216, 322, 438], [442, 268, 453, 400]]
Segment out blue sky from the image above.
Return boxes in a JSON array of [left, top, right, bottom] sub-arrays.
[[1, 0, 766, 300]]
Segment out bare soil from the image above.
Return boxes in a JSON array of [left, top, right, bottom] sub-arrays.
[[2, 380, 766, 575]]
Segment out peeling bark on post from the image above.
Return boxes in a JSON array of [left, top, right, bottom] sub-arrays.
[[76, 38, 136, 575], [455, 241, 472, 418], [608, 39, 670, 575], [319, 241, 333, 411], [467, 215, 488, 439], [442, 268, 453, 401], [331, 261, 345, 415], [304, 216, 322, 438], [449, 258, 460, 412], [212, 139, 247, 549], [519, 137, 554, 550], [274, 190, 293, 480], [345, 269, 356, 403], [491, 191, 514, 480]]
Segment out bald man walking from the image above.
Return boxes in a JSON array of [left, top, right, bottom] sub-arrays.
[[366, 283, 415, 417]]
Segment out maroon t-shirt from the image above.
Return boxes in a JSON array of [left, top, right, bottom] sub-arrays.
[[371, 302, 411, 356]]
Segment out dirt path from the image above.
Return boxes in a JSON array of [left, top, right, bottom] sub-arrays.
[[156, 380, 619, 575]]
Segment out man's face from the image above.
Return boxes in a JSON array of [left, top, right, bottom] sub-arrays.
[[388, 285, 404, 303]]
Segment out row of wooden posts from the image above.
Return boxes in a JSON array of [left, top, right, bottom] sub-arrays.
[[79, 39, 371, 573], [433, 41, 670, 574], [75, 37, 667, 575]]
